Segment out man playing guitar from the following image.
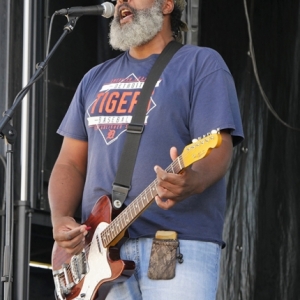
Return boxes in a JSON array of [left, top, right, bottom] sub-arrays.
[[48, 0, 244, 299]]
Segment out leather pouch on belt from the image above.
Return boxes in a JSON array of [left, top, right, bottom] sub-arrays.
[[147, 231, 179, 280]]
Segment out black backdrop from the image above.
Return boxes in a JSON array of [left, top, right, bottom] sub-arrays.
[[1, 0, 300, 299], [200, 1, 300, 299]]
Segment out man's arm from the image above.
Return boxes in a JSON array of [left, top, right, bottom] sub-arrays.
[[48, 136, 89, 254], [154, 131, 233, 209]]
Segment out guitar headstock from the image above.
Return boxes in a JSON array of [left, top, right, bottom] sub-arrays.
[[181, 129, 222, 167]]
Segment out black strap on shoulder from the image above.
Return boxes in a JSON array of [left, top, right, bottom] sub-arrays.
[[112, 41, 183, 209]]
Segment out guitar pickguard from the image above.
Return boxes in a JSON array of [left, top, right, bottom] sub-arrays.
[[77, 222, 111, 299]]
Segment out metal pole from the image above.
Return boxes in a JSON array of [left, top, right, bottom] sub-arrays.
[[14, 0, 33, 299], [183, 0, 200, 45], [2, 144, 13, 300], [21, 0, 32, 203]]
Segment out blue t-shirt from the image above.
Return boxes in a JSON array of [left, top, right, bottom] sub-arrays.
[[58, 44, 244, 246]]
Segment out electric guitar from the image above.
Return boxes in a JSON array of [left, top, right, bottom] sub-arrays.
[[51, 130, 222, 300]]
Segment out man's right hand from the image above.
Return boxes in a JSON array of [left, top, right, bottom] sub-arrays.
[[52, 216, 90, 255]]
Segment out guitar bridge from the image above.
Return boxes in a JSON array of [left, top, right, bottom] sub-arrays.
[[53, 250, 89, 299], [70, 250, 89, 283]]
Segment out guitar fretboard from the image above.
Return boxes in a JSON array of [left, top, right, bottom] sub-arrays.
[[101, 155, 184, 248]]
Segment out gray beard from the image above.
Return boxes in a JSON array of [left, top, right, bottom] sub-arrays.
[[109, 1, 164, 51]]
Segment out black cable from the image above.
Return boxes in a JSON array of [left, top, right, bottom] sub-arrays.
[[12, 12, 56, 108], [243, 0, 300, 131], [46, 12, 56, 56]]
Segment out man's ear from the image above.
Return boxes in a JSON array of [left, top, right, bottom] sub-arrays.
[[162, 0, 175, 15]]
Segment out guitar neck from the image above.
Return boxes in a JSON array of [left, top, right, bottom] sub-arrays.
[[101, 155, 184, 248], [100, 130, 221, 248]]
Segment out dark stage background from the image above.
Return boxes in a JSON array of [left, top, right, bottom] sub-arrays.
[[1, 0, 300, 299]]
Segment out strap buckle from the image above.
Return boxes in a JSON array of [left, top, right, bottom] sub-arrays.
[[126, 123, 144, 134]]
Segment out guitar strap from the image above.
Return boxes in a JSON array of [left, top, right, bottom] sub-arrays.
[[112, 40, 183, 210]]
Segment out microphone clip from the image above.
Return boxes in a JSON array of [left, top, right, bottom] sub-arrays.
[[63, 16, 79, 32]]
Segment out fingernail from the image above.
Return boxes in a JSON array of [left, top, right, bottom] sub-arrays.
[[86, 226, 92, 230]]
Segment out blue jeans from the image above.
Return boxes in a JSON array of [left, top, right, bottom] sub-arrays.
[[103, 238, 221, 300]]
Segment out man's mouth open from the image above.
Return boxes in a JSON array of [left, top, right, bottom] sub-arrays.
[[119, 7, 133, 24]]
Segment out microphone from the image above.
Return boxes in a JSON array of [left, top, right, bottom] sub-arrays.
[[56, 2, 115, 18]]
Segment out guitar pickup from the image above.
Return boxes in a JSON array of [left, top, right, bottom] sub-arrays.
[[96, 234, 102, 253]]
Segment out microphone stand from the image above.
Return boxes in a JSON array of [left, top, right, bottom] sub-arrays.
[[0, 16, 79, 300]]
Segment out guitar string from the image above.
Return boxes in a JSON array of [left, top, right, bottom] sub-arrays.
[[101, 156, 183, 247]]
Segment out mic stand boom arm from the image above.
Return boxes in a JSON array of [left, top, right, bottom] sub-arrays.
[[0, 17, 78, 300], [0, 17, 78, 135]]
